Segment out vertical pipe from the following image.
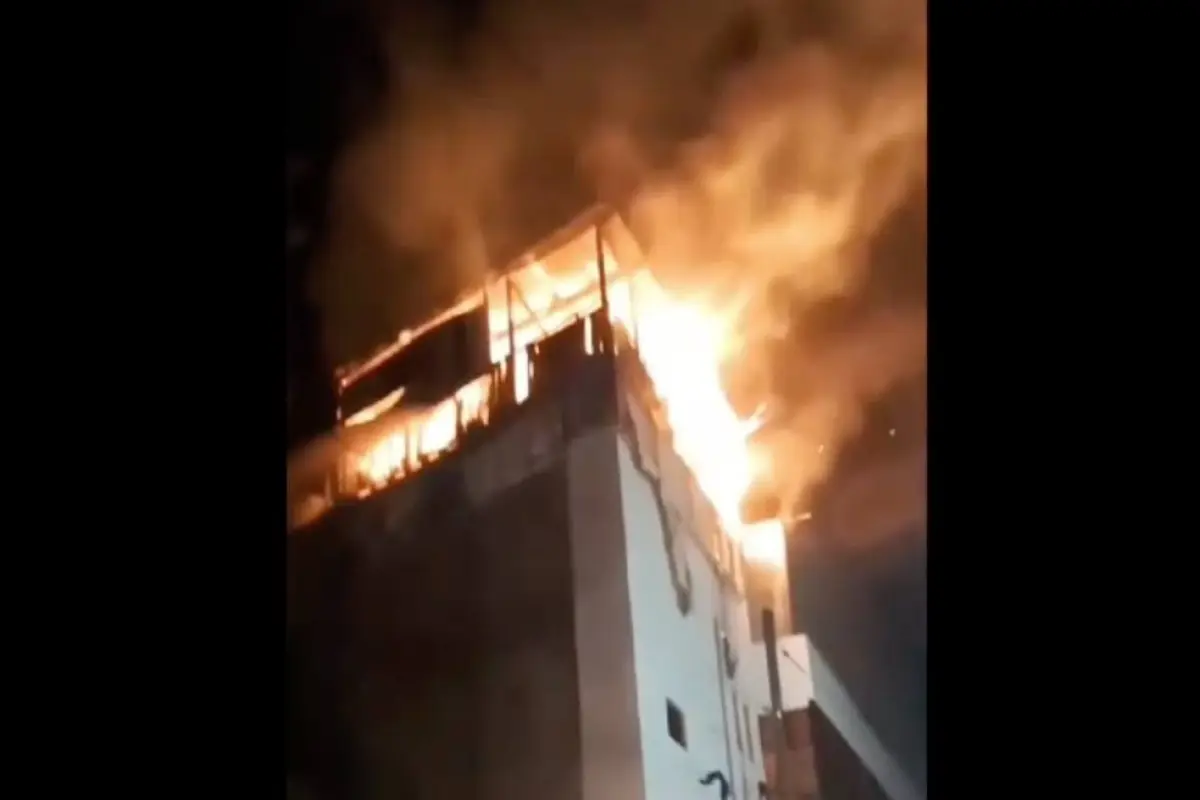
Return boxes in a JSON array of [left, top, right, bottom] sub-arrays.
[[763, 608, 790, 797], [595, 224, 609, 313], [629, 273, 640, 349], [506, 276, 517, 402], [763, 609, 787, 740], [402, 423, 409, 472], [713, 621, 738, 800]]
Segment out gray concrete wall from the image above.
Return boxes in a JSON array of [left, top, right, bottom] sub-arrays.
[[287, 397, 584, 800], [790, 443, 927, 798], [807, 702, 892, 800], [566, 428, 647, 800]]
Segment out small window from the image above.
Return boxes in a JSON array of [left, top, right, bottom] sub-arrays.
[[666, 699, 687, 749]]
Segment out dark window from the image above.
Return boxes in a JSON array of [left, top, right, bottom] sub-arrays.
[[666, 699, 687, 749]]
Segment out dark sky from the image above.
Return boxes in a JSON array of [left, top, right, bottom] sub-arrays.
[[286, 0, 384, 449], [286, 0, 492, 448]]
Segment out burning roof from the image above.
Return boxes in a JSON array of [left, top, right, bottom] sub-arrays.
[[290, 203, 788, 567], [335, 205, 614, 388]]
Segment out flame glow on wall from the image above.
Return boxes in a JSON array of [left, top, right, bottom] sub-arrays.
[[335, 215, 785, 566]]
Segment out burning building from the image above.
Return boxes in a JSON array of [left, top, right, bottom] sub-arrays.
[[286, 206, 872, 799]]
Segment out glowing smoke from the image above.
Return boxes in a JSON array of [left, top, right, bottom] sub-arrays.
[[312, 0, 927, 531]]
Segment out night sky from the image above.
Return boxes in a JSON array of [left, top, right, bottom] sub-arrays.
[[286, 0, 394, 451]]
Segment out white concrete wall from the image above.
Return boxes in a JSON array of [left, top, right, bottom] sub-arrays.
[[613, 430, 813, 800], [567, 429, 648, 800]]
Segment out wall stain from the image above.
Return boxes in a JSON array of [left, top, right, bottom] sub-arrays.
[[618, 395, 693, 615]]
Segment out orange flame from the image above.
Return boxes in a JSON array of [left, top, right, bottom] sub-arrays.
[[345, 237, 785, 566], [355, 376, 492, 488], [608, 273, 785, 566]]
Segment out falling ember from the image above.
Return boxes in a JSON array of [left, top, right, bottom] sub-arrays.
[[343, 221, 788, 567]]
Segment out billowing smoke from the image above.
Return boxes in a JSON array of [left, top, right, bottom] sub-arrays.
[[312, 0, 926, 533], [608, 0, 926, 524]]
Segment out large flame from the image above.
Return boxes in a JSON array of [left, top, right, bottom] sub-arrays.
[[345, 243, 785, 567], [600, 272, 782, 566]]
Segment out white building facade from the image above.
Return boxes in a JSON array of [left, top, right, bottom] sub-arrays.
[[563, 342, 813, 800]]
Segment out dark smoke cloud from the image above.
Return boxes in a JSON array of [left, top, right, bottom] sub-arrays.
[[311, 0, 927, 534]]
